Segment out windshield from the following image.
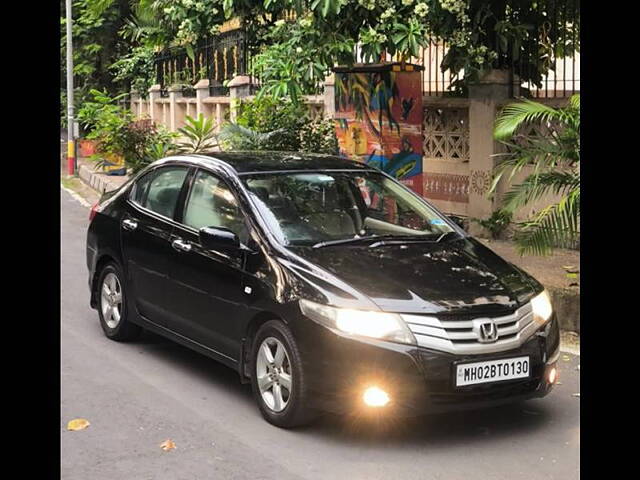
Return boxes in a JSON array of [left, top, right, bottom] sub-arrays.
[[242, 170, 455, 247]]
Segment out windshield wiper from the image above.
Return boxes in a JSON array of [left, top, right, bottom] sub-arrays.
[[366, 235, 438, 248], [312, 235, 382, 249], [312, 233, 459, 249]]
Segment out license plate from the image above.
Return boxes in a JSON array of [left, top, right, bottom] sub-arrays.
[[456, 356, 530, 387]]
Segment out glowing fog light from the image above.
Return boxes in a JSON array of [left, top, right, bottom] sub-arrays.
[[548, 367, 558, 384], [363, 386, 390, 407]]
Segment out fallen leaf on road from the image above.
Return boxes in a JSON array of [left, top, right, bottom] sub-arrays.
[[160, 439, 176, 451], [67, 418, 90, 431], [556, 381, 563, 385], [572, 393, 580, 398], [563, 265, 579, 273], [562, 355, 571, 361]]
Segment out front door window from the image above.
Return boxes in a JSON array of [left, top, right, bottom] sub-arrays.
[[183, 170, 249, 243]]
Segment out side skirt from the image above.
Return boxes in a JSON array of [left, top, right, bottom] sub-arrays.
[[131, 313, 241, 373]]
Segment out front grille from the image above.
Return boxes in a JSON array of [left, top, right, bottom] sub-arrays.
[[401, 303, 539, 355]]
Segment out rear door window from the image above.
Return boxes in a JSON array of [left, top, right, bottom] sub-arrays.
[[133, 167, 188, 220]]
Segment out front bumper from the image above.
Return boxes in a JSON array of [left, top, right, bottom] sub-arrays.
[[295, 314, 560, 416]]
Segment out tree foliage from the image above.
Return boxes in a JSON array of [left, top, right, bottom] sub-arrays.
[[60, 0, 133, 96], [64, 1, 579, 104]]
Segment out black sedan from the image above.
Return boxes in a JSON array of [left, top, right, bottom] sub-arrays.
[[86, 152, 560, 428]]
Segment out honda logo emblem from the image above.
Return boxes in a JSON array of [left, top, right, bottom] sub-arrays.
[[473, 319, 499, 343]]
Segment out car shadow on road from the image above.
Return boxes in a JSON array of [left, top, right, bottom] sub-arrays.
[[132, 329, 552, 447], [132, 329, 255, 408], [305, 403, 552, 448]]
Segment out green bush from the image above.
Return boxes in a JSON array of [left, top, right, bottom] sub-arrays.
[[235, 96, 306, 151], [299, 117, 339, 155], [472, 210, 513, 239], [77, 89, 178, 173], [76, 89, 130, 137], [221, 96, 338, 154], [177, 114, 219, 154]]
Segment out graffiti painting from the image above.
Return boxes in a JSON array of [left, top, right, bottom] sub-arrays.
[[334, 63, 424, 195]]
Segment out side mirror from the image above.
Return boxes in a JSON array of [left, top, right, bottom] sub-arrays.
[[199, 226, 240, 251], [447, 215, 467, 230]]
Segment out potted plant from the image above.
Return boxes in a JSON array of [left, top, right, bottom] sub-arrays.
[[78, 138, 99, 157]]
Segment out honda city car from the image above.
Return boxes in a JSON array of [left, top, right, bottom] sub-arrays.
[[86, 152, 560, 427]]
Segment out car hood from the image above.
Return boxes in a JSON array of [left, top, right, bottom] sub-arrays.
[[287, 237, 540, 315]]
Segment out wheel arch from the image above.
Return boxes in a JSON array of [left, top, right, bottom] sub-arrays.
[[90, 254, 121, 308], [239, 310, 286, 381]]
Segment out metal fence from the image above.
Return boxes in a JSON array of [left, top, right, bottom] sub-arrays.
[[154, 28, 253, 97]]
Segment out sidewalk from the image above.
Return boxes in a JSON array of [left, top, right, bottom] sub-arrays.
[[67, 155, 580, 334]]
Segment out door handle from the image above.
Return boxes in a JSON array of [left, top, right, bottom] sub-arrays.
[[171, 238, 192, 253], [122, 218, 138, 231]]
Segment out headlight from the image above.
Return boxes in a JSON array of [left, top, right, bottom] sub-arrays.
[[299, 299, 416, 345], [531, 289, 553, 326]]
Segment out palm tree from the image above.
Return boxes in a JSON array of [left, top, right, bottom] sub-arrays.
[[490, 94, 580, 255]]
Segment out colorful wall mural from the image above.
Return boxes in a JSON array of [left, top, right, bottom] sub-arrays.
[[334, 63, 424, 195]]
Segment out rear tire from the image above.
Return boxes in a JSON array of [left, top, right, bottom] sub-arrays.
[[97, 262, 141, 342], [250, 320, 318, 428]]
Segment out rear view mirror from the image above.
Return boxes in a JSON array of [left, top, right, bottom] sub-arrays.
[[447, 215, 467, 230], [199, 226, 240, 251]]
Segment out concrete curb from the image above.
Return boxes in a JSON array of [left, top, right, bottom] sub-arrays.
[[77, 162, 128, 194]]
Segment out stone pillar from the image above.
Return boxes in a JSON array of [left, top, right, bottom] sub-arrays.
[[215, 104, 223, 131], [195, 79, 210, 118], [148, 84, 162, 123], [467, 70, 512, 236], [323, 73, 335, 120], [168, 85, 183, 132], [228, 75, 254, 122], [130, 92, 139, 117]]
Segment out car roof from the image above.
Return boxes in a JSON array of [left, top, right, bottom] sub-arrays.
[[187, 151, 376, 174]]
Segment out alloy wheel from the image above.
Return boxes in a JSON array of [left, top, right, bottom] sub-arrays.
[[256, 337, 293, 412], [101, 272, 123, 329]]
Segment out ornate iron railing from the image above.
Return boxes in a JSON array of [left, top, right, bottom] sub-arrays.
[[154, 27, 251, 97]]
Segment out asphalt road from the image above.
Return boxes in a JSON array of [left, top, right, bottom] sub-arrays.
[[61, 188, 580, 480]]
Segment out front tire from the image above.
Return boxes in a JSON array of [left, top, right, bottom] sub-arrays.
[[250, 320, 318, 428], [97, 262, 141, 342]]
